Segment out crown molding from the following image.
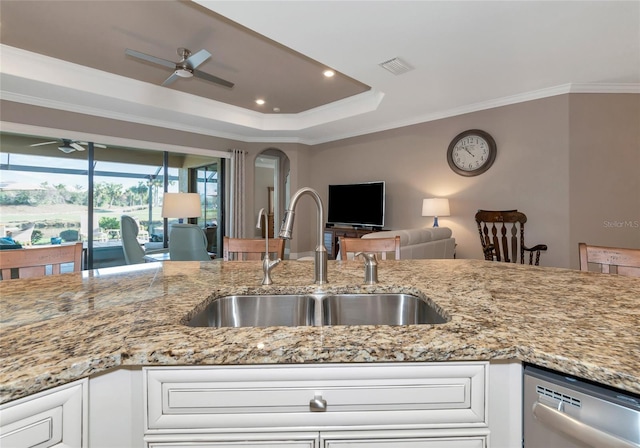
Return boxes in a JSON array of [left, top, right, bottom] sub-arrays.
[[569, 83, 640, 94], [302, 83, 640, 145]]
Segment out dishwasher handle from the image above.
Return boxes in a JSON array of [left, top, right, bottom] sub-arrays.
[[533, 401, 639, 448]]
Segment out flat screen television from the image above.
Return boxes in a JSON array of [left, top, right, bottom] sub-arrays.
[[327, 181, 385, 228]]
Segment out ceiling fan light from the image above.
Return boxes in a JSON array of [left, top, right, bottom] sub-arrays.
[[58, 145, 76, 154], [175, 68, 193, 78]]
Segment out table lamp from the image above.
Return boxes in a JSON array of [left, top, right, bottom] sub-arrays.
[[162, 192, 201, 224], [422, 198, 450, 227]]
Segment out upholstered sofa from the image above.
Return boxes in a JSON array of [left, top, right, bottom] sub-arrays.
[[361, 227, 455, 259]]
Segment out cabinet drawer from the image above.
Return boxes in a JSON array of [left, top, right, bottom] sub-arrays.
[[324, 436, 485, 448], [145, 363, 486, 432], [0, 379, 87, 448], [148, 434, 317, 448], [149, 443, 315, 448]]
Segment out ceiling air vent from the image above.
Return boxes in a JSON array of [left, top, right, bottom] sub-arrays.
[[379, 57, 413, 75]]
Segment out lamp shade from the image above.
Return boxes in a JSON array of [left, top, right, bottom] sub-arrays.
[[162, 193, 201, 219], [422, 198, 450, 217]]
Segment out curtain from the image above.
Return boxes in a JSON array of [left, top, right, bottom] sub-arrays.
[[230, 149, 246, 238]]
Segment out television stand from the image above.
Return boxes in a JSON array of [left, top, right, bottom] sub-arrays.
[[323, 226, 380, 260]]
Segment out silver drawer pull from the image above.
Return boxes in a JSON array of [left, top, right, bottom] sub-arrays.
[[309, 394, 327, 412]]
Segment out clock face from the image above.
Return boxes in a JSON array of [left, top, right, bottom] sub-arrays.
[[447, 130, 497, 176]]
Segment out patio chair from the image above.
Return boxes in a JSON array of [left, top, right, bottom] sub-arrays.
[[8, 223, 35, 246], [80, 215, 108, 242]]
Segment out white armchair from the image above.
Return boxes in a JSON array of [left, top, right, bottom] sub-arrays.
[[121, 215, 167, 264]]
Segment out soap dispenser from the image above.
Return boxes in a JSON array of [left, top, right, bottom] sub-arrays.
[[356, 252, 378, 284]]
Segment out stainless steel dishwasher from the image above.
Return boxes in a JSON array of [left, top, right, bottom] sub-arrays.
[[524, 365, 640, 448]]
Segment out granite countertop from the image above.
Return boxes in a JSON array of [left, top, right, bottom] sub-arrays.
[[1, 259, 639, 404]]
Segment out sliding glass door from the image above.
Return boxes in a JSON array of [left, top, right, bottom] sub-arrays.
[[0, 133, 224, 268]]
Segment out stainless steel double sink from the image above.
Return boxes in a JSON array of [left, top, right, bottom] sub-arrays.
[[187, 293, 448, 328]]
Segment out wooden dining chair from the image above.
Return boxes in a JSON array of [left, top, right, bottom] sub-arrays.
[[338, 236, 401, 260], [0, 242, 83, 280], [578, 243, 640, 277], [223, 236, 285, 261], [475, 210, 548, 266]]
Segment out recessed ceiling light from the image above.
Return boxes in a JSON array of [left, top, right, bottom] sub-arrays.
[[255, 99, 265, 105], [323, 70, 335, 78], [273, 107, 281, 113]]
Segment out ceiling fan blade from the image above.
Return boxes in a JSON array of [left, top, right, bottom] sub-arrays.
[[30, 141, 57, 147], [125, 48, 175, 70], [193, 70, 234, 88], [184, 49, 211, 70], [78, 141, 107, 149], [162, 72, 181, 86], [71, 143, 85, 152]]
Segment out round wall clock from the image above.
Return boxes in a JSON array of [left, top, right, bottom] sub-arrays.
[[447, 129, 497, 176]]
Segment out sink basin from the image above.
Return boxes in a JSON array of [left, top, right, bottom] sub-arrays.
[[188, 295, 316, 328], [187, 293, 448, 327], [322, 293, 448, 326]]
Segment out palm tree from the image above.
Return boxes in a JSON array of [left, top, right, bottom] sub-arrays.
[[104, 183, 123, 208], [148, 178, 163, 207]]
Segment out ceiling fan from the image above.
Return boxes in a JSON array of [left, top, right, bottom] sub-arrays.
[[125, 47, 234, 88], [30, 139, 107, 154]]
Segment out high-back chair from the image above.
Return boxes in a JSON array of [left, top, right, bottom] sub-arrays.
[[475, 210, 548, 266], [223, 236, 285, 261], [579, 243, 640, 277], [338, 236, 401, 260], [0, 242, 83, 280], [169, 224, 212, 261], [121, 215, 168, 264]]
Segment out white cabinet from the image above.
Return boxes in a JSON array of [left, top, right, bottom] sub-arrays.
[[143, 362, 488, 447], [0, 379, 87, 448]]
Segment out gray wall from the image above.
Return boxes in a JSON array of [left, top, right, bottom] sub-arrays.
[[308, 94, 639, 268], [569, 94, 640, 268]]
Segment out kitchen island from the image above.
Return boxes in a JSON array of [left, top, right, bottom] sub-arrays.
[[1, 258, 638, 405]]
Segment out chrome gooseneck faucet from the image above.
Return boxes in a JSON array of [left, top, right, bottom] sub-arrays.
[[257, 208, 281, 285], [278, 187, 328, 284]]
